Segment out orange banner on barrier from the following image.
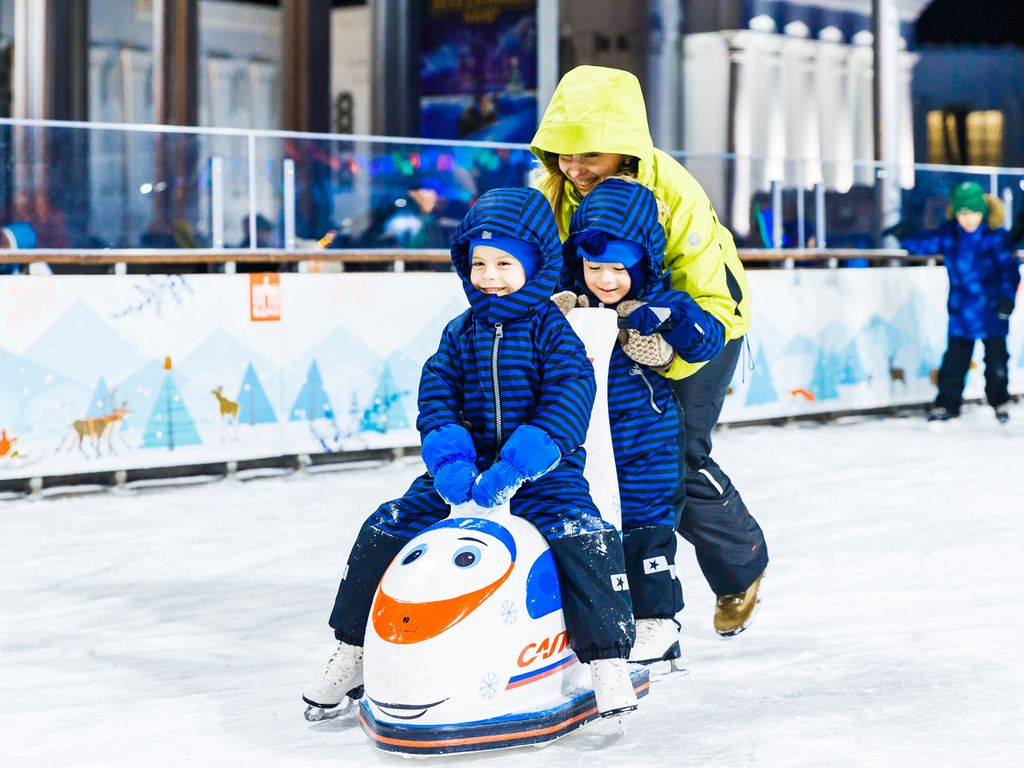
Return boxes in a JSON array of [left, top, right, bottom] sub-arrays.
[[250, 274, 281, 322]]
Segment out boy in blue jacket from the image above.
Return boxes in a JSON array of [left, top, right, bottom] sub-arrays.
[[304, 187, 637, 718], [555, 177, 731, 667], [901, 181, 1021, 423]]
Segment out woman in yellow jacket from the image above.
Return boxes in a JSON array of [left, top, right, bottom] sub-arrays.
[[531, 66, 768, 647]]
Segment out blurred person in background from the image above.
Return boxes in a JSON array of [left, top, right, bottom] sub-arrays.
[[898, 181, 1021, 424], [1, 221, 51, 275]]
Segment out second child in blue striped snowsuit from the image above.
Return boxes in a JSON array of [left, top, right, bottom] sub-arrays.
[[559, 178, 719, 663], [326, 187, 635, 674]]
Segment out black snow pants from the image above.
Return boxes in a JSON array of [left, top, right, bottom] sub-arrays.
[[667, 337, 769, 597], [935, 334, 1010, 414]]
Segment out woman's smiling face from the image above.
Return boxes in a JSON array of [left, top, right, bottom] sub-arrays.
[[558, 152, 626, 196]]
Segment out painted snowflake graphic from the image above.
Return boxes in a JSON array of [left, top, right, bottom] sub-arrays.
[[499, 599, 518, 625], [479, 671, 500, 699]]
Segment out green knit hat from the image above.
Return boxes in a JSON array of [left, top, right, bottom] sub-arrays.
[[950, 181, 986, 215]]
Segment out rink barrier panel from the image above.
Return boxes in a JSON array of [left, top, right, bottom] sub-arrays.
[[1, 267, 1022, 488]]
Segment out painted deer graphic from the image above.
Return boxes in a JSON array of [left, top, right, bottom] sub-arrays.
[[212, 386, 240, 440], [888, 355, 906, 388], [59, 403, 132, 457]]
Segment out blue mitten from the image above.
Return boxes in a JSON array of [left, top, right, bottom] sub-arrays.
[[629, 295, 725, 363], [472, 424, 561, 508], [433, 461, 478, 505], [627, 303, 675, 336], [422, 424, 478, 505]]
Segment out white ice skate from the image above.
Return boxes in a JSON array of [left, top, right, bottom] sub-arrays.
[[302, 641, 364, 722], [628, 618, 686, 678], [590, 658, 639, 719]]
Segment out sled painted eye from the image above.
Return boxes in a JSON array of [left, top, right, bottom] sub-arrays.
[[401, 544, 428, 565], [452, 545, 481, 569]]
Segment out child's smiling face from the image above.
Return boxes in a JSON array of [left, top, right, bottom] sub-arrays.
[[583, 259, 631, 305], [470, 245, 527, 296]]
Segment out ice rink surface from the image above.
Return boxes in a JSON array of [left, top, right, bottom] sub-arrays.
[[2, 404, 1022, 767]]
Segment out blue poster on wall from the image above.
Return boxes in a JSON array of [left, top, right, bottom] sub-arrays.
[[420, 0, 537, 142]]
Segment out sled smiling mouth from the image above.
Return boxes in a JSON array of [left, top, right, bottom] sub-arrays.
[[368, 697, 449, 720]]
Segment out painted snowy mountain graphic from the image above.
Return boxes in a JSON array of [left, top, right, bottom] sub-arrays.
[[284, 324, 381, 417], [0, 348, 89, 435], [23, 302, 147, 386], [178, 330, 282, 425]]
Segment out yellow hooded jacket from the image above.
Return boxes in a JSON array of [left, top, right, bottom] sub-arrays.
[[531, 65, 751, 380]]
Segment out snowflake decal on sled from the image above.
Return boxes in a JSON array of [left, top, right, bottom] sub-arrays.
[[499, 599, 518, 625], [479, 671, 500, 699]]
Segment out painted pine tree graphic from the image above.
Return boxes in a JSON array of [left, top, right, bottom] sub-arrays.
[[87, 377, 112, 418], [361, 364, 410, 433], [237, 362, 277, 425], [810, 348, 841, 400], [289, 360, 334, 421], [839, 341, 868, 385], [141, 358, 201, 449]]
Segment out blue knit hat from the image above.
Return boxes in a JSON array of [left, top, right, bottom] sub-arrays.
[[469, 232, 542, 280], [575, 229, 649, 299]]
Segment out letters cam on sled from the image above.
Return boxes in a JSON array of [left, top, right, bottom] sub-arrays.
[[345, 308, 650, 755]]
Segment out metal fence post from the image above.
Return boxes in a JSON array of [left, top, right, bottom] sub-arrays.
[[284, 158, 296, 249], [771, 179, 783, 249], [211, 156, 225, 248], [814, 181, 827, 250]]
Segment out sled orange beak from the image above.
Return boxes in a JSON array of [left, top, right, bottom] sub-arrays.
[[372, 561, 515, 644]]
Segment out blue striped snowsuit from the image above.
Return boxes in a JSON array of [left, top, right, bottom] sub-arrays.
[[561, 178, 686, 620], [329, 187, 634, 663]]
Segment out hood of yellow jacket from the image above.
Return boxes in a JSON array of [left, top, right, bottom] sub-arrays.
[[530, 66, 656, 171]]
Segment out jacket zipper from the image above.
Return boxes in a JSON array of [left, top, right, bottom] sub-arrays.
[[629, 364, 663, 414], [491, 323, 504, 457]]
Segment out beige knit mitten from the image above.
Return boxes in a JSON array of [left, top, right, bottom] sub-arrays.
[[550, 291, 590, 315], [616, 300, 675, 368]]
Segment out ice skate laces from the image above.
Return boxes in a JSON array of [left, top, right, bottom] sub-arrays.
[[323, 642, 362, 682]]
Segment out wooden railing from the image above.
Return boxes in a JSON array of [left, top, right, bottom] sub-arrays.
[[0, 247, 962, 269]]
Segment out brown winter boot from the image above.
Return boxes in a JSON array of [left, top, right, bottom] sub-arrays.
[[714, 570, 764, 637]]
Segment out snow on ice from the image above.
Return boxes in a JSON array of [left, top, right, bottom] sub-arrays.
[[1, 405, 1022, 767]]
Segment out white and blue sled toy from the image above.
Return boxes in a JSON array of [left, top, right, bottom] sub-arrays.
[[358, 308, 649, 756]]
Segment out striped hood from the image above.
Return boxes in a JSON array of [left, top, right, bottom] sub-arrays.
[[450, 187, 563, 325], [562, 177, 669, 300]]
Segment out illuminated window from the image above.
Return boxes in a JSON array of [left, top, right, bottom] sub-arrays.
[[926, 109, 1003, 166], [966, 110, 1003, 166]]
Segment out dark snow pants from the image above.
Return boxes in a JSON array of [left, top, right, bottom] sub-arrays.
[[328, 468, 634, 663], [935, 334, 1010, 414], [667, 337, 769, 597]]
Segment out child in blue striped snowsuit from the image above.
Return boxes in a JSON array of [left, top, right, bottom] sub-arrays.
[[306, 187, 638, 718], [558, 177, 723, 666]]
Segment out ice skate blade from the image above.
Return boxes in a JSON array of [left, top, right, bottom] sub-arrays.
[[631, 640, 682, 668], [303, 688, 362, 722], [598, 703, 638, 720], [304, 701, 355, 722], [645, 657, 689, 679]]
